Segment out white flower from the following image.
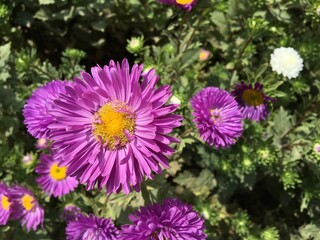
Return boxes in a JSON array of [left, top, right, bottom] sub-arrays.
[[270, 47, 303, 79]]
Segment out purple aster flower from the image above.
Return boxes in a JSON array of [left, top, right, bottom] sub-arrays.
[[36, 153, 78, 197], [36, 137, 50, 150], [23, 80, 72, 139], [0, 183, 11, 225], [231, 82, 274, 122], [120, 198, 207, 240], [157, 0, 198, 11], [61, 204, 81, 222], [9, 186, 44, 231], [191, 87, 243, 149], [22, 153, 33, 165], [49, 59, 182, 194], [66, 213, 119, 240]]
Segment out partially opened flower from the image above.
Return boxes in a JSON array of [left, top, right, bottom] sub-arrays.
[[314, 143, 320, 155], [120, 198, 206, 240], [0, 183, 11, 225], [49, 59, 182, 194], [23, 80, 72, 139], [9, 186, 44, 231], [231, 82, 274, 122], [199, 49, 210, 61], [36, 153, 78, 197], [157, 0, 198, 11], [191, 87, 243, 148], [61, 204, 81, 222], [36, 137, 49, 150], [66, 213, 119, 240], [270, 47, 303, 79]]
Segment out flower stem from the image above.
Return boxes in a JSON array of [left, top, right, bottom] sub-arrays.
[[141, 181, 152, 205]]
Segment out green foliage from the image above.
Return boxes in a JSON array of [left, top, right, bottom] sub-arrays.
[[0, 0, 320, 239]]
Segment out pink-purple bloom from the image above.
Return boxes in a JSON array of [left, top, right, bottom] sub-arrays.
[[8, 186, 44, 231], [66, 213, 119, 240], [49, 59, 182, 194], [0, 183, 11, 225], [120, 198, 206, 240], [157, 0, 198, 11], [191, 87, 243, 149], [231, 82, 274, 122], [36, 153, 78, 197], [36, 137, 50, 150], [61, 204, 81, 222], [23, 80, 71, 139]]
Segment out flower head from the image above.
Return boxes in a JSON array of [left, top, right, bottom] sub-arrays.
[[120, 198, 206, 240], [231, 82, 274, 122], [0, 183, 11, 225], [157, 0, 198, 11], [270, 47, 303, 79], [191, 87, 243, 148], [9, 186, 44, 231], [23, 80, 72, 139], [61, 204, 81, 222], [199, 49, 210, 61], [66, 213, 119, 240], [22, 153, 33, 165], [49, 59, 182, 194], [36, 153, 78, 197], [36, 137, 49, 150], [314, 143, 320, 155]]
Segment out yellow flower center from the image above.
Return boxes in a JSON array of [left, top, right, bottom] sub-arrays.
[[93, 102, 135, 150], [210, 108, 222, 125], [241, 89, 264, 106], [1, 195, 10, 210], [22, 194, 34, 211], [176, 0, 193, 4], [50, 163, 67, 181]]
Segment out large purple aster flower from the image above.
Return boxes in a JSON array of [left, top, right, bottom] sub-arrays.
[[36, 153, 78, 197], [23, 80, 72, 139], [9, 186, 44, 231], [231, 82, 274, 122], [157, 0, 198, 11], [0, 183, 11, 225], [191, 87, 243, 149], [66, 213, 119, 240], [120, 198, 206, 240], [49, 59, 182, 194]]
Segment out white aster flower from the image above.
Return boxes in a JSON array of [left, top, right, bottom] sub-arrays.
[[270, 47, 303, 79]]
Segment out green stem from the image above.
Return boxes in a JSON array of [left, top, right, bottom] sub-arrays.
[[141, 181, 152, 205]]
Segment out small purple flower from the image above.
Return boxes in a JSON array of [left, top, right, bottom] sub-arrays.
[[232, 82, 274, 122], [157, 0, 198, 11], [36, 137, 50, 150], [36, 153, 78, 197], [66, 213, 119, 240], [49, 59, 182, 194], [191, 87, 243, 149], [9, 186, 44, 231], [0, 183, 11, 225], [23, 80, 72, 139], [120, 198, 206, 240], [61, 204, 81, 222], [314, 143, 320, 155]]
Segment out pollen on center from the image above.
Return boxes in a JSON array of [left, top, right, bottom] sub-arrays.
[[241, 89, 264, 106], [50, 162, 67, 181], [1, 195, 10, 210], [93, 101, 135, 150], [22, 194, 34, 211], [176, 0, 193, 5]]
